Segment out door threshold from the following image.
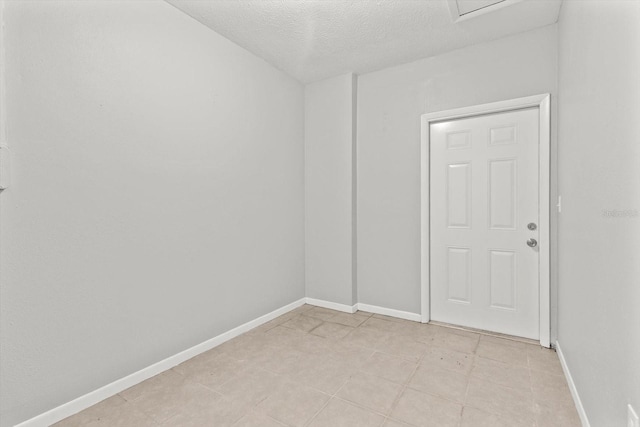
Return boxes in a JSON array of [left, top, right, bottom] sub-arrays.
[[428, 320, 542, 347]]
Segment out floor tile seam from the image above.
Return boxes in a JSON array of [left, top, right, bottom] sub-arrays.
[[472, 353, 529, 368], [256, 382, 333, 427], [467, 373, 536, 396], [368, 348, 423, 364], [532, 392, 577, 410], [78, 399, 158, 426], [279, 323, 318, 334], [385, 361, 420, 417], [428, 322, 537, 345], [301, 373, 352, 427], [476, 354, 529, 369], [463, 398, 538, 422], [354, 365, 414, 387], [384, 414, 421, 427], [331, 394, 395, 419], [301, 395, 332, 427], [402, 383, 467, 407], [528, 363, 564, 375], [117, 370, 188, 404], [461, 368, 472, 415], [416, 359, 475, 377], [467, 373, 533, 394], [326, 319, 365, 328], [422, 342, 477, 357]]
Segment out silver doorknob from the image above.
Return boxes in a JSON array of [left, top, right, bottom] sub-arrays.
[[527, 238, 538, 248]]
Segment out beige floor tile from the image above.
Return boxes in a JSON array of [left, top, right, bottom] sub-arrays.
[[470, 356, 531, 391], [159, 413, 193, 426], [222, 333, 272, 362], [460, 406, 535, 427], [371, 314, 416, 325], [375, 335, 428, 362], [120, 370, 185, 402], [395, 323, 439, 344], [360, 317, 404, 334], [465, 377, 535, 422], [527, 346, 564, 375], [280, 314, 324, 332], [421, 346, 474, 374], [430, 325, 478, 337], [311, 322, 355, 339], [233, 411, 286, 427], [99, 406, 157, 427], [479, 334, 532, 350], [354, 310, 374, 317], [390, 388, 462, 427], [216, 366, 284, 408], [263, 326, 306, 347], [430, 329, 480, 354], [329, 312, 370, 328], [360, 352, 417, 384], [251, 345, 309, 376], [382, 419, 412, 427], [54, 395, 157, 427], [256, 381, 330, 427], [530, 369, 573, 405], [62, 309, 579, 427], [304, 307, 340, 321], [341, 327, 389, 349], [218, 334, 273, 360], [231, 342, 280, 366], [247, 316, 290, 335], [476, 339, 528, 367], [160, 393, 246, 427], [337, 372, 404, 415], [308, 398, 385, 427], [534, 398, 582, 427], [330, 341, 377, 368], [173, 353, 249, 390], [130, 378, 223, 424], [287, 304, 315, 316], [408, 365, 469, 403], [290, 333, 336, 356], [293, 355, 355, 394]]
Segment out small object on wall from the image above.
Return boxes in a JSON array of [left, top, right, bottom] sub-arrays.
[[0, 145, 10, 190]]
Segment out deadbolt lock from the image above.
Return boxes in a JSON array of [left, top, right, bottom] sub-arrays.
[[527, 222, 537, 231]]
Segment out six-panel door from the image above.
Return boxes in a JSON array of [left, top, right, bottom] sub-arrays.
[[430, 108, 540, 339]]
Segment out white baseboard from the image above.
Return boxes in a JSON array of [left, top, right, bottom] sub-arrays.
[[304, 298, 422, 322], [15, 298, 306, 427], [555, 340, 590, 427], [356, 303, 422, 322], [305, 297, 357, 313]]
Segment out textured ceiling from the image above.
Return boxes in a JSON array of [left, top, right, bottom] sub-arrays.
[[166, 0, 562, 83]]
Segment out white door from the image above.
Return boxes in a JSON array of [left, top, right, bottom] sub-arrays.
[[430, 108, 540, 340]]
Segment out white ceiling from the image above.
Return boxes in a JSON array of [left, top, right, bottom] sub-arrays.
[[166, 0, 562, 84]]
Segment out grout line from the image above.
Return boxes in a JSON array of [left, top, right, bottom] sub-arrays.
[[429, 321, 539, 346]]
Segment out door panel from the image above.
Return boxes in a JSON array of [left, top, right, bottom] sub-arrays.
[[430, 108, 539, 339]]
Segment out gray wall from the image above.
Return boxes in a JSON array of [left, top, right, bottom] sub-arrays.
[[0, 1, 305, 425], [557, 1, 640, 425], [356, 25, 558, 319], [305, 74, 357, 306]]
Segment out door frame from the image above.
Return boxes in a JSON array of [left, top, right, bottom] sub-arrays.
[[420, 94, 551, 348]]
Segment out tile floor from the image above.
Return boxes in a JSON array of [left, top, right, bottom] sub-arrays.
[[55, 305, 581, 427]]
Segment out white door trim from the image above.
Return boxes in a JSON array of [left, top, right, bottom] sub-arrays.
[[420, 94, 551, 348]]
